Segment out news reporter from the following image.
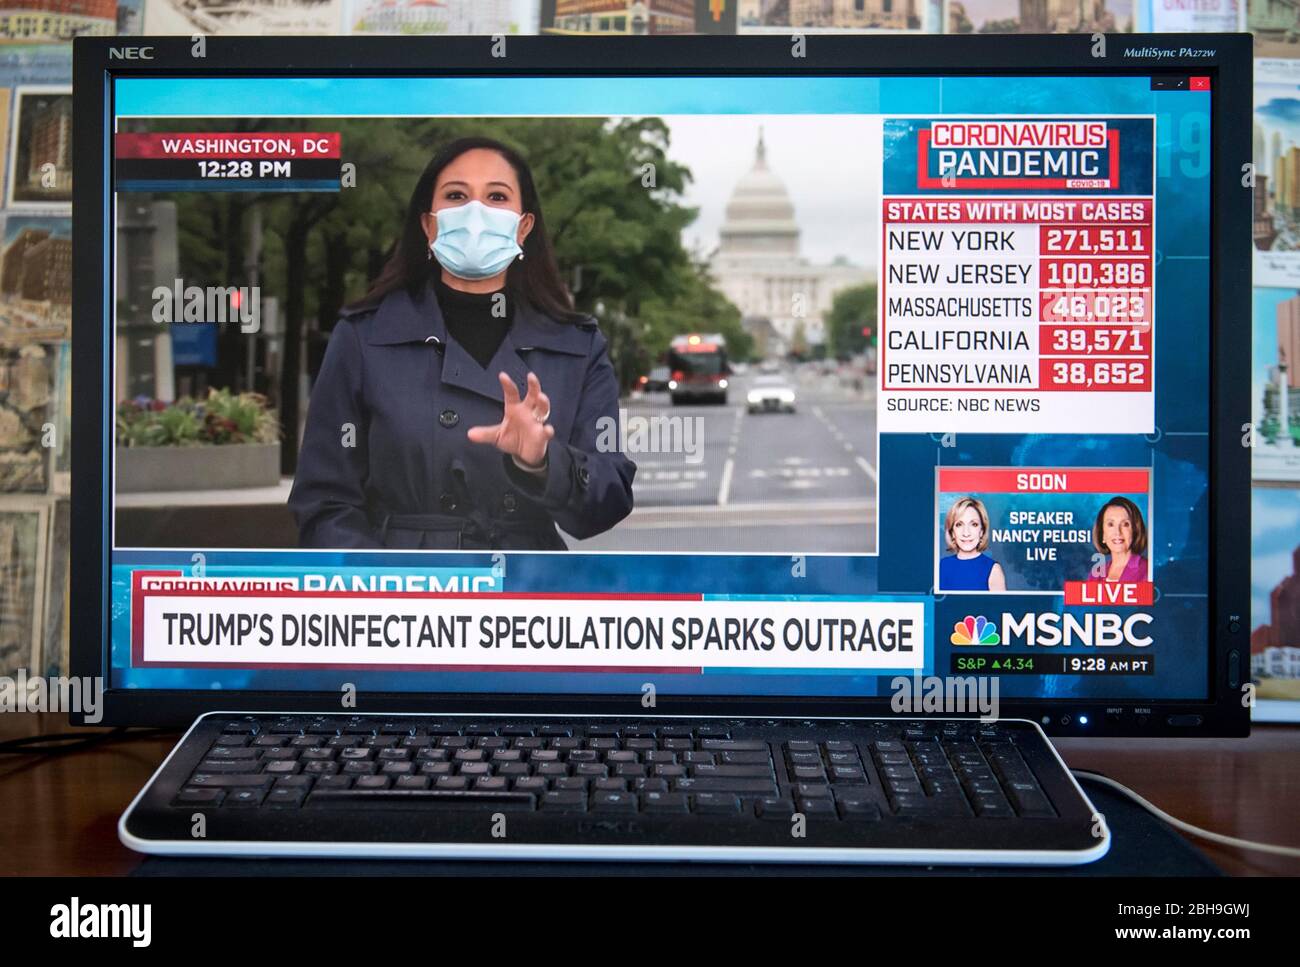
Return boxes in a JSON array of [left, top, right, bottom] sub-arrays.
[[1092, 496, 1148, 582], [289, 137, 636, 550], [939, 496, 1006, 592]]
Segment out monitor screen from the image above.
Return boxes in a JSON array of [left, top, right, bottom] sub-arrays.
[[100, 65, 1217, 711]]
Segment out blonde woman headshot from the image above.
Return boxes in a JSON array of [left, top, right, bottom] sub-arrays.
[[939, 496, 1006, 592]]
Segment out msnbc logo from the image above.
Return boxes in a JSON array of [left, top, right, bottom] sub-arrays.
[[951, 615, 1000, 646]]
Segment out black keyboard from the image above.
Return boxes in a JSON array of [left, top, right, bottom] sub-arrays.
[[121, 714, 1109, 864]]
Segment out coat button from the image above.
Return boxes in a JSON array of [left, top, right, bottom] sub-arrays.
[[576, 465, 590, 489], [502, 493, 518, 514], [439, 492, 458, 512], [439, 409, 459, 428]]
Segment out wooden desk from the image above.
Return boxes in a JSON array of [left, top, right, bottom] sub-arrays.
[[2, 712, 1296, 876]]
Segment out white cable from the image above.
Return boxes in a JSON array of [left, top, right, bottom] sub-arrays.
[[1073, 770, 1300, 859]]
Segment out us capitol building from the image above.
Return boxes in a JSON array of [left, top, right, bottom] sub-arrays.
[[708, 131, 872, 355]]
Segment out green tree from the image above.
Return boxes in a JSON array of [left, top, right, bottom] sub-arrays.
[[633, 257, 753, 385], [824, 282, 877, 360]]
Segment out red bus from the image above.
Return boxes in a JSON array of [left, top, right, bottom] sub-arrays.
[[666, 333, 730, 405]]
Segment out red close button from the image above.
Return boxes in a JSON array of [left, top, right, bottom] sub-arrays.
[[1190, 76, 1210, 91]]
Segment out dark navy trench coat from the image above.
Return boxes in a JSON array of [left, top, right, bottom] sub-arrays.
[[287, 281, 636, 550]]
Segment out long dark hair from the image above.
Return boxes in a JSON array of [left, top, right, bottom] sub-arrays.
[[349, 136, 582, 321]]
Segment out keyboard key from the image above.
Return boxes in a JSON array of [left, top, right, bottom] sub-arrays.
[[1008, 790, 1056, 818], [795, 783, 833, 798], [175, 787, 224, 805], [223, 788, 268, 807], [693, 793, 741, 815], [797, 798, 837, 816], [591, 791, 638, 813], [266, 788, 307, 807], [838, 798, 883, 821], [885, 779, 923, 797], [194, 760, 258, 773], [641, 792, 690, 814], [540, 791, 587, 812], [692, 765, 772, 779], [188, 774, 271, 788], [756, 798, 796, 821], [674, 778, 777, 795]]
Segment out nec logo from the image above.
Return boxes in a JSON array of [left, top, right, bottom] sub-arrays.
[[109, 47, 154, 60]]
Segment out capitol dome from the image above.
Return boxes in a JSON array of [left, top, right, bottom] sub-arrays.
[[717, 130, 800, 258]]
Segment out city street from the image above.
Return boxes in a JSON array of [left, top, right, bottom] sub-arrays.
[[568, 365, 878, 555]]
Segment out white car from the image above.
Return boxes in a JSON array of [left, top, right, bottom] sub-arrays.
[[747, 375, 796, 413]]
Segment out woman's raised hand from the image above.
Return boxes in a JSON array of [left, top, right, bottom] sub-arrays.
[[466, 371, 554, 470]]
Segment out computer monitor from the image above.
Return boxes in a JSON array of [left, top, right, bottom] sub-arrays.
[[72, 34, 1251, 735]]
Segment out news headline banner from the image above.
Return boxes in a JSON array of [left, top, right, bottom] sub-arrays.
[[879, 117, 1156, 434], [935, 467, 1153, 597], [130, 574, 926, 673]]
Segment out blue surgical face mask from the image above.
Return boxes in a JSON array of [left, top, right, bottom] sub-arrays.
[[429, 200, 523, 281]]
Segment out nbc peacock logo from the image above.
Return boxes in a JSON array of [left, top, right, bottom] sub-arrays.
[[951, 615, 1000, 646]]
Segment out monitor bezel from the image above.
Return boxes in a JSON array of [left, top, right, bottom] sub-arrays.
[[71, 34, 1252, 735]]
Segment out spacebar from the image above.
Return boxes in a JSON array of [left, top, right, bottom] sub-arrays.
[[306, 789, 537, 810]]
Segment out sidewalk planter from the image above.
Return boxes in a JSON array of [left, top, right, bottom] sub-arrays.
[[115, 389, 282, 492], [115, 442, 280, 493]]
